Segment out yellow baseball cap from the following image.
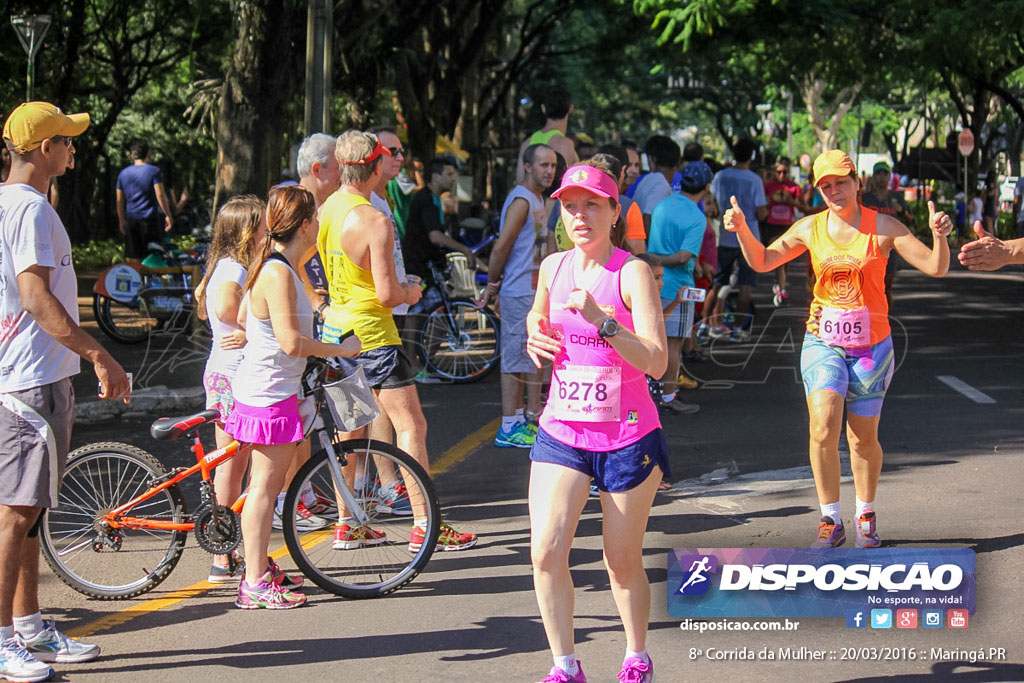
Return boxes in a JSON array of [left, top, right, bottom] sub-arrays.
[[812, 149, 857, 186], [3, 102, 90, 154]]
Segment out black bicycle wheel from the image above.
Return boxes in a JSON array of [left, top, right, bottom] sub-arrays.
[[40, 442, 187, 599], [282, 439, 440, 598], [417, 298, 500, 383], [93, 293, 155, 344]]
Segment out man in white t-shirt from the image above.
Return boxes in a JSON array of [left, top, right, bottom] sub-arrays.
[[634, 135, 681, 230], [1, 102, 129, 680]]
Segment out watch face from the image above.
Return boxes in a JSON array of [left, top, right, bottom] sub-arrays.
[[600, 318, 619, 337]]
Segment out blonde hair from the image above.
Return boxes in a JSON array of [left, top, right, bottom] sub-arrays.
[[195, 194, 265, 316], [336, 130, 381, 185]]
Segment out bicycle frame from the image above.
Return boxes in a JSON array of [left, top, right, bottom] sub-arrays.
[[102, 434, 246, 532]]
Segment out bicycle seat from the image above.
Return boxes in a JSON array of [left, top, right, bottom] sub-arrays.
[[150, 409, 220, 441]]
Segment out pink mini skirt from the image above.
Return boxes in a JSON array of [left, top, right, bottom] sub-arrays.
[[224, 394, 304, 446]]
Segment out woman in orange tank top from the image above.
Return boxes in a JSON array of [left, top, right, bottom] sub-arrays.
[[721, 150, 952, 550]]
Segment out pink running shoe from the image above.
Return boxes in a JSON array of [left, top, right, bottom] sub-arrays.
[[235, 578, 306, 610], [538, 662, 587, 682], [855, 512, 880, 548], [811, 516, 846, 548], [267, 557, 304, 588], [618, 655, 653, 683]]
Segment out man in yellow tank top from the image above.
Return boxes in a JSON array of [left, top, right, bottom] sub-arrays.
[[317, 130, 478, 552], [516, 86, 577, 183]]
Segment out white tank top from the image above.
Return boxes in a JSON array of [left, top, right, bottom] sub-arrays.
[[203, 257, 247, 379], [232, 256, 314, 406]]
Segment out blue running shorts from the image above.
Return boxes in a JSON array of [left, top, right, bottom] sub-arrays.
[[800, 333, 894, 417], [529, 427, 671, 493]]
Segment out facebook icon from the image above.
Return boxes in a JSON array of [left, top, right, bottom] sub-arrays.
[[846, 610, 867, 629]]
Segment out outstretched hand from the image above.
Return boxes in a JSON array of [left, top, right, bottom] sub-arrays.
[[958, 221, 1013, 271], [927, 201, 953, 237], [723, 196, 748, 233]]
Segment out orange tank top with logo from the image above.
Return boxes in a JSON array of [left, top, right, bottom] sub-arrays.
[[806, 208, 890, 347]]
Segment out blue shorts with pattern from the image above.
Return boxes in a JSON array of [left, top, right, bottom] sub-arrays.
[[800, 333, 894, 417]]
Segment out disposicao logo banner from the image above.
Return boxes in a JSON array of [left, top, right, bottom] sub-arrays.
[[667, 548, 975, 618]]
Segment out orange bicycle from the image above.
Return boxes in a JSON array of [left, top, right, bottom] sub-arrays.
[[39, 359, 441, 600]]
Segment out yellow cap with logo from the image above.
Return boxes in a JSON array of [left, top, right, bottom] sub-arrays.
[[3, 102, 89, 154]]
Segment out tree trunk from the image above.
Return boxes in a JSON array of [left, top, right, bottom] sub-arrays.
[[215, 0, 302, 205], [802, 73, 862, 153]]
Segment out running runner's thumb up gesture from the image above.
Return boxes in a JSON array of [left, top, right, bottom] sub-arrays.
[[928, 200, 953, 237], [723, 196, 747, 233]]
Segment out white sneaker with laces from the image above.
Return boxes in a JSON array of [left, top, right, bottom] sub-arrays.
[[1, 636, 52, 682], [18, 620, 100, 664]]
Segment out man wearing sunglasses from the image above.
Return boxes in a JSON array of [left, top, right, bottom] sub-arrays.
[[1, 102, 130, 682]]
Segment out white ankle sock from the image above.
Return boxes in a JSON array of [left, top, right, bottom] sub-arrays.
[[661, 392, 676, 403], [276, 492, 286, 513], [514, 409, 525, 423], [13, 612, 44, 639], [820, 501, 842, 524], [553, 654, 578, 675], [625, 648, 649, 663], [0, 625, 13, 642], [413, 519, 428, 529], [856, 497, 874, 519], [501, 416, 519, 432]]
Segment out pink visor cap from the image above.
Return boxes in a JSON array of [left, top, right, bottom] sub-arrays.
[[551, 165, 619, 201]]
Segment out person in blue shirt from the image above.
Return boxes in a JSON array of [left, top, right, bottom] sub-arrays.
[[646, 161, 713, 415], [116, 142, 175, 259]]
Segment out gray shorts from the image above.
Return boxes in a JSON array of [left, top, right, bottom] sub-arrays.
[[0, 378, 75, 508], [499, 293, 536, 374], [662, 299, 695, 338]]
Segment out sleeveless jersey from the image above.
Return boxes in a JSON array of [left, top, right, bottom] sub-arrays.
[[231, 255, 313, 406], [806, 208, 890, 346], [317, 191, 401, 351], [539, 248, 660, 450], [529, 129, 562, 146]]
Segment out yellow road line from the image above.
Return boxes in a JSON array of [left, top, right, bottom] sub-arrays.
[[68, 417, 498, 638], [431, 417, 500, 476], [66, 582, 216, 638]]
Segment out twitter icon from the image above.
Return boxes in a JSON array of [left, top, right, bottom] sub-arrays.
[[871, 609, 892, 629]]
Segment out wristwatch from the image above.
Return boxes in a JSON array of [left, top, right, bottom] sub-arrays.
[[597, 316, 620, 339]]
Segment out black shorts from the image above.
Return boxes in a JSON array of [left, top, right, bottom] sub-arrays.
[[713, 246, 758, 287], [337, 344, 415, 390], [760, 223, 790, 247]]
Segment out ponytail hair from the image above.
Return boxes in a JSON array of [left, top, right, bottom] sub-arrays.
[[243, 185, 316, 293]]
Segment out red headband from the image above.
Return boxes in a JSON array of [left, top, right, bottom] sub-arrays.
[[339, 138, 392, 166]]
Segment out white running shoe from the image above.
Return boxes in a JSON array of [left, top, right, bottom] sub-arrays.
[[1, 636, 53, 682], [18, 620, 100, 664]]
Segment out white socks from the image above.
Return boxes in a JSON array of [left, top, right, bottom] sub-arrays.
[[662, 392, 676, 403], [501, 415, 521, 432], [626, 648, 649, 664], [820, 501, 842, 524], [856, 497, 874, 520], [554, 654, 579, 675], [13, 612, 44, 640]]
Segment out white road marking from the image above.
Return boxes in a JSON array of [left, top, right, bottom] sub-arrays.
[[936, 375, 996, 404]]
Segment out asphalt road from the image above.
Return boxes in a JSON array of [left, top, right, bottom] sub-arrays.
[[39, 258, 1024, 682]]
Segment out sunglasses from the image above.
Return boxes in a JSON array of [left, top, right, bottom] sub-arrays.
[[51, 135, 72, 146], [386, 146, 405, 158]]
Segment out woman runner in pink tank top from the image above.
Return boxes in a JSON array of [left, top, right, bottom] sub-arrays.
[[526, 162, 668, 683]]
